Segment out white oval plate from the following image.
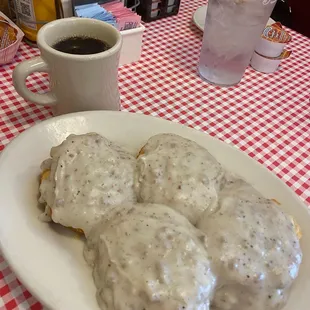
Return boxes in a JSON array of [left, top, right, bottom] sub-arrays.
[[193, 5, 275, 31], [0, 111, 309, 310]]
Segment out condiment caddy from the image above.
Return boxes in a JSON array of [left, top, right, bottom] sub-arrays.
[[137, 0, 181, 22]]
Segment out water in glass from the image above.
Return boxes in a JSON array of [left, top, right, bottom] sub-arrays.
[[198, 0, 278, 86]]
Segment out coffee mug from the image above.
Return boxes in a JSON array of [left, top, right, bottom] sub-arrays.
[[13, 18, 122, 115]]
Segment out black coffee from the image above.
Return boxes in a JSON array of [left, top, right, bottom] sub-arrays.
[[52, 36, 111, 55]]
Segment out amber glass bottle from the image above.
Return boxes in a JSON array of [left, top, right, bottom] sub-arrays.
[[14, 0, 59, 42]]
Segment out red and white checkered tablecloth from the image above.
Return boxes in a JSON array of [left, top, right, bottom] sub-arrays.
[[0, 0, 309, 308]]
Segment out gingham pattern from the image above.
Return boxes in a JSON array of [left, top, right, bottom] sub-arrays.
[[0, 0, 309, 308]]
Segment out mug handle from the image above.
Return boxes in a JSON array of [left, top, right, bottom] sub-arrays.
[[13, 56, 57, 106]]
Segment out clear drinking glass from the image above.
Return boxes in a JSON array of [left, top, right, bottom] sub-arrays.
[[198, 0, 277, 86]]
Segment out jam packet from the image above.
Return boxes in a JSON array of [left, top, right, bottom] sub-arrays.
[[261, 22, 292, 43]]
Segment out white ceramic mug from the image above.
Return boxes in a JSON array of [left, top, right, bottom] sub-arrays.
[[13, 18, 122, 115]]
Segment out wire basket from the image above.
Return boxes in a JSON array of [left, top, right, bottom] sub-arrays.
[[0, 12, 24, 65]]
